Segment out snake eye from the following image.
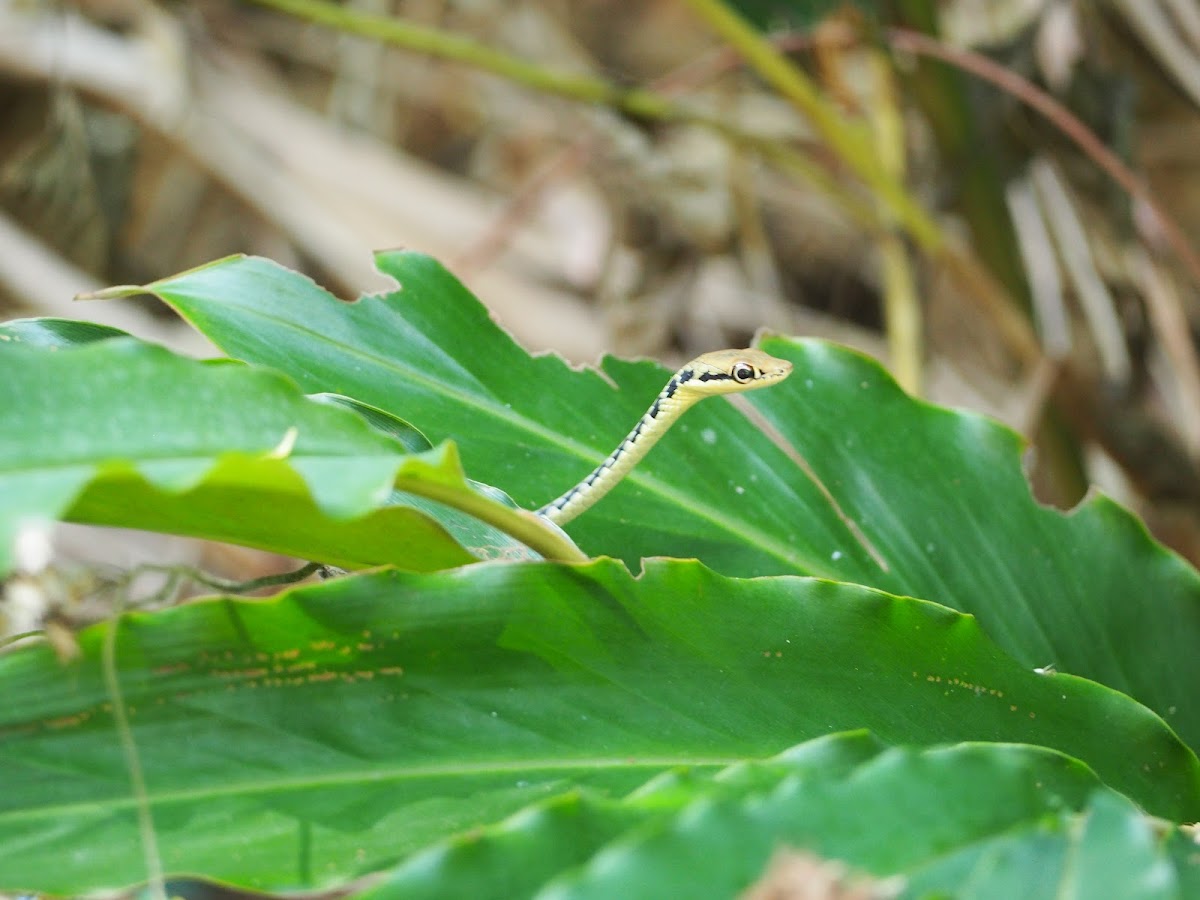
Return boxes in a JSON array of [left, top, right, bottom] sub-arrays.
[[731, 362, 756, 384]]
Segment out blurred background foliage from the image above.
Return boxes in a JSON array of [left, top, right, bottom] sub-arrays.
[[3, 0, 1200, 570]]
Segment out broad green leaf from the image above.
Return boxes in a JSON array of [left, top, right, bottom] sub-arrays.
[[1165, 824, 1200, 895], [0, 316, 130, 347], [0, 322, 536, 567], [363, 792, 652, 900], [906, 790, 1182, 900], [113, 253, 1200, 752], [752, 335, 1200, 755], [548, 752, 1184, 900], [0, 561, 1195, 894], [0, 337, 511, 572], [1051, 790, 1176, 899], [362, 733, 888, 900], [365, 738, 1198, 899]]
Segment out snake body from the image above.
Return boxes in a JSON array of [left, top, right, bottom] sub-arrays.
[[538, 348, 792, 525]]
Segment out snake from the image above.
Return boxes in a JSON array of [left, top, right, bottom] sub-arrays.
[[538, 348, 793, 525]]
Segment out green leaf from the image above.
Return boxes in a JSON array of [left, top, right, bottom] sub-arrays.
[[1056, 790, 1176, 899], [906, 789, 1182, 900], [362, 733, 889, 900], [112, 253, 1200, 753], [753, 335, 1200, 756], [0, 337, 501, 572], [0, 316, 131, 348], [546, 745, 1094, 900], [372, 737, 1198, 900], [1164, 823, 1200, 896], [0, 561, 1194, 894], [548, 753, 1193, 900]]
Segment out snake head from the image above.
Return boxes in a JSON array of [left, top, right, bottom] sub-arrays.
[[681, 348, 793, 396]]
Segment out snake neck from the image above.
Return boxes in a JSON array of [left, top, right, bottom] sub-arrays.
[[537, 372, 699, 525]]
